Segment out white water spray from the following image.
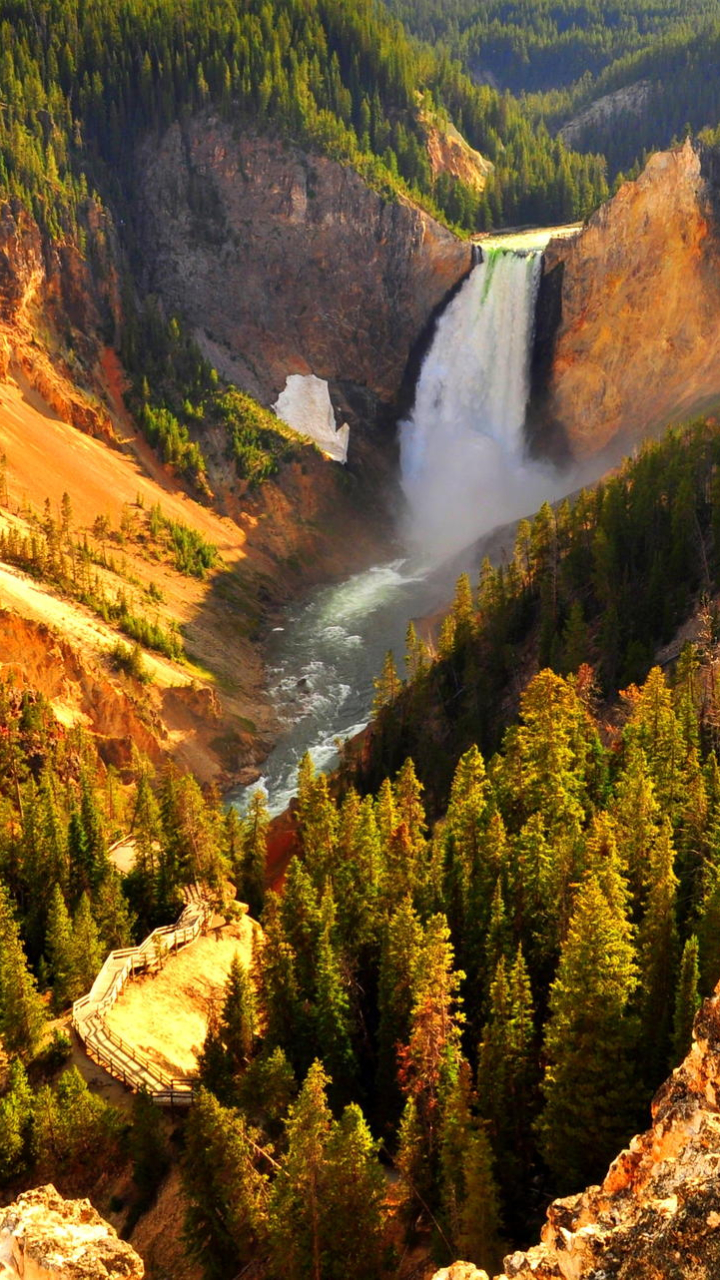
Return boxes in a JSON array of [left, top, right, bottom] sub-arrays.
[[400, 247, 561, 559]]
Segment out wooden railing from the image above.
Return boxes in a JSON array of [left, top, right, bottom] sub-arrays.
[[72, 889, 208, 1107]]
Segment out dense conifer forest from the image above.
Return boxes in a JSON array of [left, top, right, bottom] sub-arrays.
[[2, 419, 720, 1274], [0, 0, 610, 249], [384, 0, 720, 179]]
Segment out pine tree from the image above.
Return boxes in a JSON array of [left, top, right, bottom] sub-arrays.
[[184, 1087, 270, 1279], [45, 884, 76, 1012], [536, 873, 640, 1189], [255, 893, 307, 1070], [376, 896, 423, 1119], [241, 790, 268, 917], [267, 1060, 334, 1280], [301, 773, 339, 887], [560, 599, 590, 674], [0, 1060, 35, 1182], [457, 1125, 504, 1273], [610, 745, 661, 907], [672, 935, 701, 1065], [624, 667, 688, 820], [219, 954, 258, 1077], [512, 669, 589, 835], [280, 858, 322, 1001], [313, 894, 356, 1091], [324, 1104, 386, 1280], [93, 869, 134, 949], [637, 817, 679, 1083], [477, 947, 538, 1199], [397, 914, 464, 1160], [71, 893, 105, 993], [442, 745, 491, 944], [373, 649, 402, 714], [0, 883, 46, 1060], [438, 1059, 503, 1271]]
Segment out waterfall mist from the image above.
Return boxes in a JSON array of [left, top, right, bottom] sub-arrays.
[[400, 248, 565, 561]]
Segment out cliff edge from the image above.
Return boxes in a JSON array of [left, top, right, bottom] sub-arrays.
[[531, 139, 720, 460], [132, 118, 474, 416], [434, 983, 720, 1280]]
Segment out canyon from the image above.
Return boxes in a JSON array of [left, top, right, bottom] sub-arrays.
[[6, 107, 720, 1280]]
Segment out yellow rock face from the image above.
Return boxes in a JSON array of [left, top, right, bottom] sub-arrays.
[[538, 140, 720, 459]]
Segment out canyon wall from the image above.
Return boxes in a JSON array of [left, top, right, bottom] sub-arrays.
[[0, 198, 120, 437], [433, 984, 720, 1280], [132, 117, 473, 419], [530, 140, 720, 460]]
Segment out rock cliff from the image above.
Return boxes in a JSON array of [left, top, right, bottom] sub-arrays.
[[0, 198, 120, 438], [530, 140, 720, 460], [0, 1185, 144, 1279], [132, 117, 473, 426], [433, 984, 720, 1280]]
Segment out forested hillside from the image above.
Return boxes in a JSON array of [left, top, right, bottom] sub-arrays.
[[381, 0, 720, 182], [383, 0, 720, 93], [2, 415, 720, 1276], [1, 0, 609, 247]]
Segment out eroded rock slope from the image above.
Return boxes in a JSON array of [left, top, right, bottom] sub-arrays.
[[133, 118, 473, 413]]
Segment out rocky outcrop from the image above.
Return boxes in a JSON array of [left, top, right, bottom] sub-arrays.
[[0, 610, 163, 769], [0, 198, 120, 440], [421, 114, 493, 192], [132, 117, 473, 416], [434, 986, 720, 1280], [558, 81, 653, 151], [530, 140, 720, 460], [0, 1185, 144, 1279]]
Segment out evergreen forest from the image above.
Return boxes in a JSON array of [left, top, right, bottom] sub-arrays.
[[3, 419, 720, 1276]]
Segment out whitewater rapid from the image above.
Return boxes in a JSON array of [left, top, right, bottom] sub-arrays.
[[235, 557, 461, 815], [400, 247, 560, 558]]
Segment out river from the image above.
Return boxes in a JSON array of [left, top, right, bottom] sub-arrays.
[[233, 227, 583, 816], [234, 555, 463, 815]]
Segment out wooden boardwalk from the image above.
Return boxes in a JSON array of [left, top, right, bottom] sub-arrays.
[[72, 885, 208, 1107]]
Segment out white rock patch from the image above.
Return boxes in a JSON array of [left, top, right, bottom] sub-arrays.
[[273, 374, 350, 463]]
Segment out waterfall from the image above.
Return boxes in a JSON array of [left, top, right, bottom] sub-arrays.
[[400, 247, 558, 559]]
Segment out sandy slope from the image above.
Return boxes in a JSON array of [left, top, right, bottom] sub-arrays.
[[0, 374, 244, 556], [0, 371, 276, 774], [0, 560, 192, 688]]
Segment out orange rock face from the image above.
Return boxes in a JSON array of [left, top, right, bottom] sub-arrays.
[[534, 140, 720, 460]]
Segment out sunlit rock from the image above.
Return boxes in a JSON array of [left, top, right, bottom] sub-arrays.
[[0, 1185, 144, 1279]]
